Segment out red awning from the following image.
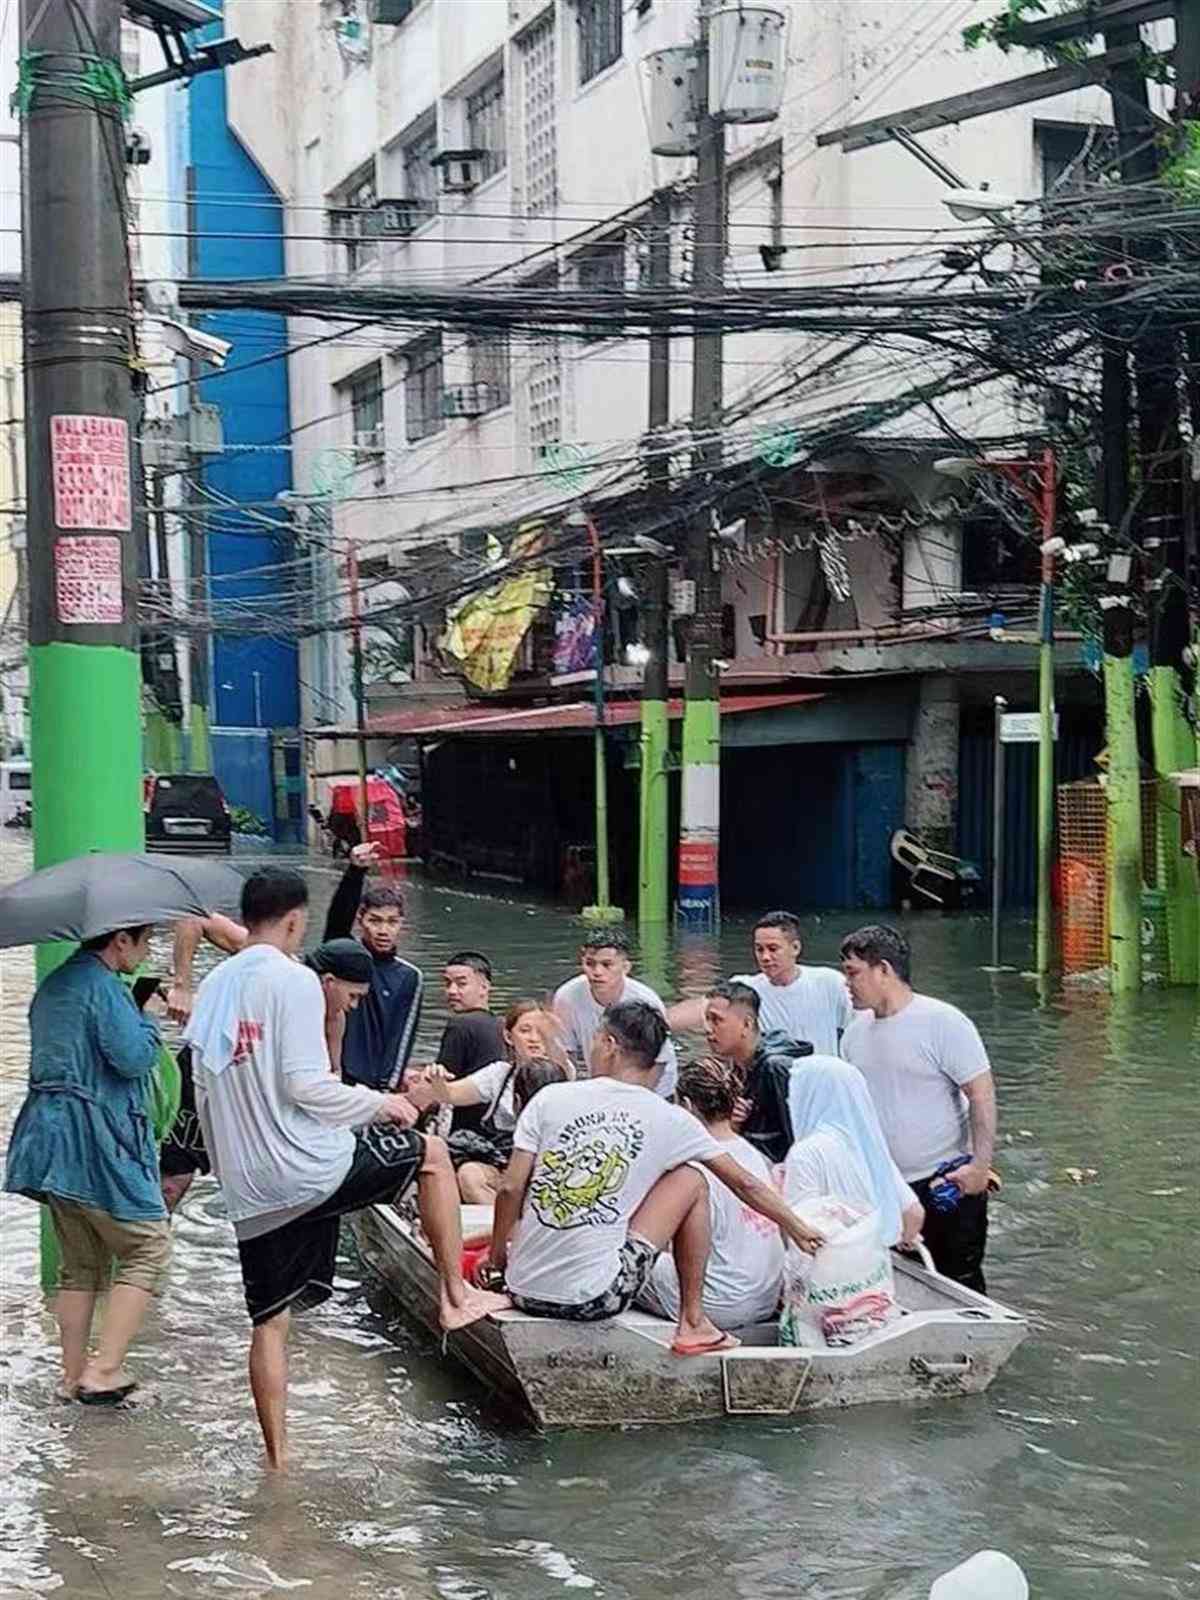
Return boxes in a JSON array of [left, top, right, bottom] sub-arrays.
[[368, 692, 822, 739]]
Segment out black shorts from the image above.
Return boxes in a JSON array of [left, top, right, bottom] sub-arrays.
[[911, 1177, 988, 1295], [237, 1126, 424, 1326], [160, 1045, 211, 1178]]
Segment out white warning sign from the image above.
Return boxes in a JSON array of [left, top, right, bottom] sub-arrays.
[[50, 413, 131, 532], [54, 535, 124, 625]]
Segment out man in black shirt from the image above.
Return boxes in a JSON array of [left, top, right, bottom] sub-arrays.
[[168, 848, 424, 1096], [323, 872, 423, 1093], [703, 980, 809, 1166], [437, 951, 505, 1133]]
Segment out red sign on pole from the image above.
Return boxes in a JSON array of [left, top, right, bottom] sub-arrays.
[[54, 535, 124, 625], [50, 413, 131, 532]]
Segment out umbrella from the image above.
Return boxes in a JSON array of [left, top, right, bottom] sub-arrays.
[[0, 852, 245, 949]]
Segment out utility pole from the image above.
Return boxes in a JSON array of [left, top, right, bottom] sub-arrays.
[[1100, 340, 1141, 993], [21, 0, 144, 899], [639, 187, 672, 936], [185, 449, 211, 771], [677, 0, 725, 932], [347, 546, 371, 842]]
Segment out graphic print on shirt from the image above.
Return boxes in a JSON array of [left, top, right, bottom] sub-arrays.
[[528, 1108, 645, 1229], [231, 1019, 263, 1065]]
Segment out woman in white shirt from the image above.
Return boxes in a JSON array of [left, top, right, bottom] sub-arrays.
[[411, 1000, 571, 1202], [639, 1057, 785, 1330], [784, 1055, 924, 1248]]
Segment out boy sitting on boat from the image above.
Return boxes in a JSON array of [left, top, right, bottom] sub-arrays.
[[485, 1000, 824, 1356]]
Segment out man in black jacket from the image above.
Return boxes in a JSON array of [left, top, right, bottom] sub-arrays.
[[702, 981, 810, 1166]]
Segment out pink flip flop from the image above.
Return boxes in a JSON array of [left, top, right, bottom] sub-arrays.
[[670, 1331, 741, 1358]]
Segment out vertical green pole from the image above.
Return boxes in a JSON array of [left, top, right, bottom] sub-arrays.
[[1104, 653, 1142, 993], [638, 696, 670, 926], [639, 190, 671, 935], [1035, 452, 1057, 975], [1149, 666, 1199, 983], [593, 721, 611, 911], [22, 0, 146, 1290], [583, 515, 620, 921]]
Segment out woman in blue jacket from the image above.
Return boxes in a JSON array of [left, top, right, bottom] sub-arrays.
[[5, 923, 170, 1405]]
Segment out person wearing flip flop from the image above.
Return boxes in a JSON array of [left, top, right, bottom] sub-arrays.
[[636, 1058, 786, 1332], [839, 924, 998, 1293], [485, 1000, 824, 1356], [4, 923, 171, 1407], [183, 867, 508, 1470]]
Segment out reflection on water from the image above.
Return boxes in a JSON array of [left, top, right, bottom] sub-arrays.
[[1, 839, 1196, 1600]]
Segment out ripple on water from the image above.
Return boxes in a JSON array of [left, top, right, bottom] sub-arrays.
[[2, 838, 1197, 1600]]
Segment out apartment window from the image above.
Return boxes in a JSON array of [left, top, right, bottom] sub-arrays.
[[526, 269, 561, 449], [575, 234, 625, 340], [577, 0, 621, 85], [349, 364, 383, 443], [520, 14, 558, 216], [403, 120, 439, 221], [469, 332, 512, 410], [466, 71, 507, 182], [332, 165, 378, 272], [405, 333, 444, 442], [1043, 121, 1120, 196]]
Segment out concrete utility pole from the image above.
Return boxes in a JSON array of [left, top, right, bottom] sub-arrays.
[[639, 188, 672, 935], [21, 0, 145, 905], [677, 0, 726, 932]]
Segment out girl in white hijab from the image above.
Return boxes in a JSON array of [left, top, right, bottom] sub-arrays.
[[785, 1055, 924, 1248]]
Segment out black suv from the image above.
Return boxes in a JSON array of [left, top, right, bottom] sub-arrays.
[[145, 773, 233, 855]]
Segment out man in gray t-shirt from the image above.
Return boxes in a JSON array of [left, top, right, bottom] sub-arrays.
[[553, 927, 677, 1097]]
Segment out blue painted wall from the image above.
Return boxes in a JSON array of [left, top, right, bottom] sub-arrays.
[[188, 6, 299, 745], [720, 743, 905, 909]]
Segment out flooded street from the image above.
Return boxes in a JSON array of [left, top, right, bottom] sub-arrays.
[[1, 837, 1196, 1600]]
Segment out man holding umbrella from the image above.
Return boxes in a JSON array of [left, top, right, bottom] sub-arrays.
[[1, 850, 245, 1407]]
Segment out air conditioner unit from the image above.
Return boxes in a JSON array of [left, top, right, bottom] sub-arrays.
[[371, 0, 415, 20], [353, 426, 385, 459], [431, 148, 487, 194], [442, 382, 494, 419]]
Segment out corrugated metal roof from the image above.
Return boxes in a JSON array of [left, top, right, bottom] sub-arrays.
[[365, 692, 823, 739]]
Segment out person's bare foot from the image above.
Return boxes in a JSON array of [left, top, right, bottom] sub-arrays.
[[78, 1361, 136, 1395], [439, 1284, 510, 1330]]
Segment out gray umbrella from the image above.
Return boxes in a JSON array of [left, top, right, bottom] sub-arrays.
[[0, 852, 245, 949]]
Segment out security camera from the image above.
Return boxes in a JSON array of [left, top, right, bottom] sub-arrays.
[[125, 127, 152, 166], [156, 318, 233, 368]]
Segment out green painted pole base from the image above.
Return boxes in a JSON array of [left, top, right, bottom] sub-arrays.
[[30, 641, 146, 1293], [187, 702, 211, 774], [638, 697, 670, 929], [1103, 653, 1142, 994], [1149, 665, 1199, 985], [144, 708, 182, 774]]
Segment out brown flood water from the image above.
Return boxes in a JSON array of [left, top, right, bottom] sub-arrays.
[[1, 837, 1197, 1600]]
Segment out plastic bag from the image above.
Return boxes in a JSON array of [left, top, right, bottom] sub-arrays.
[[779, 1196, 899, 1348], [146, 1043, 182, 1144]]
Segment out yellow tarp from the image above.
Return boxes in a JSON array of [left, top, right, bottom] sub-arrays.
[[441, 524, 553, 692]]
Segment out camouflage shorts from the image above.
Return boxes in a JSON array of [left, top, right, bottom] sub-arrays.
[[511, 1234, 660, 1322]]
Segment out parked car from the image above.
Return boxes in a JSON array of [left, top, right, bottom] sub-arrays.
[[145, 773, 232, 855], [0, 759, 32, 827]]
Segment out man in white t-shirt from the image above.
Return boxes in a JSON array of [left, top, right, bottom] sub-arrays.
[[839, 923, 996, 1293], [668, 910, 852, 1057], [553, 927, 677, 1097], [488, 1000, 822, 1355], [185, 867, 507, 1470]]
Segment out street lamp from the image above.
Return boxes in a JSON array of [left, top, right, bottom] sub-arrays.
[[935, 447, 1058, 974], [566, 510, 623, 923], [940, 189, 1018, 223]]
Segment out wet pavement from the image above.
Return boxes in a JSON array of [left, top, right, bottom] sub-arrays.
[[1, 837, 1196, 1600]]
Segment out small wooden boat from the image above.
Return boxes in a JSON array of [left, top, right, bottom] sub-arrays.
[[350, 1204, 1029, 1429]]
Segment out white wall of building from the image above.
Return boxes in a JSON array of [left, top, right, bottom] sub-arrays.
[[223, 0, 1134, 723]]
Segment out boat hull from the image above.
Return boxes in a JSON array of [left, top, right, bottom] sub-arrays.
[[350, 1205, 1027, 1429]]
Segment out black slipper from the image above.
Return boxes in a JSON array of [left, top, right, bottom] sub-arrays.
[[77, 1382, 138, 1407]]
